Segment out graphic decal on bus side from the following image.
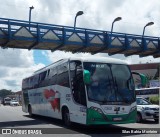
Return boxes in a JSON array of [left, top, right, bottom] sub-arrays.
[[44, 89, 60, 112]]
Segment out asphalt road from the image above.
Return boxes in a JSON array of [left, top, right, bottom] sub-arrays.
[[0, 105, 159, 137]]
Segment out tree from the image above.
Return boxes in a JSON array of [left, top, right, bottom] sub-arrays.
[[0, 89, 12, 98]]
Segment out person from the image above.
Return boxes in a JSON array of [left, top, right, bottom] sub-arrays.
[[87, 81, 99, 101]]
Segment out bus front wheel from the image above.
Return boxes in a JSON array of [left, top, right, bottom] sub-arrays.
[[62, 108, 71, 127], [137, 113, 142, 123]]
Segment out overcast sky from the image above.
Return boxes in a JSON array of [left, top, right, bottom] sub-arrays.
[[0, 0, 160, 91]]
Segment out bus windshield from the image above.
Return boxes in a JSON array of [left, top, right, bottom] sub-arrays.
[[83, 62, 135, 104]]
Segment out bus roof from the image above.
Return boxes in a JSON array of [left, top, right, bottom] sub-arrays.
[[69, 56, 128, 64], [24, 56, 128, 79]]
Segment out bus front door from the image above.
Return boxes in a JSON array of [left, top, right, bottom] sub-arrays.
[[70, 61, 87, 124]]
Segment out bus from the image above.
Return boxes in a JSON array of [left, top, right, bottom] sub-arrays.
[[22, 57, 139, 126]]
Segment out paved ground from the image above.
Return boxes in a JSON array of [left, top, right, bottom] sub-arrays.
[[0, 105, 159, 137]]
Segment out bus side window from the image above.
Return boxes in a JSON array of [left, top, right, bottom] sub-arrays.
[[22, 79, 28, 90], [38, 71, 47, 87], [48, 67, 57, 86], [29, 77, 34, 89], [34, 75, 39, 88], [70, 61, 86, 106], [26, 78, 29, 89], [42, 69, 50, 87], [57, 63, 69, 87]]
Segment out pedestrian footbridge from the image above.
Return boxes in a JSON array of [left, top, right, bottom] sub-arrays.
[[0, 17, 159, 58]]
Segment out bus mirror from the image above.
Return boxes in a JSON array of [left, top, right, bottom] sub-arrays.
[[132, 72, 148, 87], [139, 73, 148, 87], [83, 70, 91, 84]]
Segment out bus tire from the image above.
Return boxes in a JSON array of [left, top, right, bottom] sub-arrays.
[[28, 105, 33, 117], [137, 112, 142, 123], [154, 119, 159, 123], [62, 107, 71, 127]]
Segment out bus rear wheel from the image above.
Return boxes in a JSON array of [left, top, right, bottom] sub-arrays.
[[154, 119, 159, 123], [62, 108, 71, 127], [28, 105, 33, 117]]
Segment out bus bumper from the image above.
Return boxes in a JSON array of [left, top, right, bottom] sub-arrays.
[[86, 108, 137, 125]]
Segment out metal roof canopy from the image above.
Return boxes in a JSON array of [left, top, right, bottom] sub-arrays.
[[0, 17, 160, 58]]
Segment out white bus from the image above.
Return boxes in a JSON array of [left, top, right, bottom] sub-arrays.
[[22, 57, 137, 126]]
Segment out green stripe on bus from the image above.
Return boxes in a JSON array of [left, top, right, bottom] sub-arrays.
[[86, 108, 136, 125]]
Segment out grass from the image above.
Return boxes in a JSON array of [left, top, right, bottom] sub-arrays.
[[149, 96, 159, 105]]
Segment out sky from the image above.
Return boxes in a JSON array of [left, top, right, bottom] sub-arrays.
[[0, 0, 160, 91]]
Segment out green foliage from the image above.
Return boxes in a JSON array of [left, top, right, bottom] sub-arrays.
[[149, 96, 159, 105], [0, 89, 12, 98]]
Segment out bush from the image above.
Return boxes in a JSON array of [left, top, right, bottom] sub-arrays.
[[149, 96, 159, 105]]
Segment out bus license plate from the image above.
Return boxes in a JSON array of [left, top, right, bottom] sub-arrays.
[[113, 117, 122, 121]]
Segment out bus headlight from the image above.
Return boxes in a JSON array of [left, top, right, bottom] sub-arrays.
[[90, 106, 103, 114], [130, 106, 136, 112]]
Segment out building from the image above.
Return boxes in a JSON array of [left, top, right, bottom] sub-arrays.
[[14, 91, 22, 104]]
